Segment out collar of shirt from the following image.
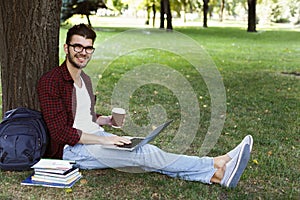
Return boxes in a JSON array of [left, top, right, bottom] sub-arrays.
[[60, 61, 74, 82]]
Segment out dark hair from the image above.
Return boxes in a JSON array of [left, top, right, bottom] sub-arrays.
[[66, 24, 96, 44]]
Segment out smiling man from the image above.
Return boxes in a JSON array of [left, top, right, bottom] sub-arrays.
[[37, 24, 253, 188]]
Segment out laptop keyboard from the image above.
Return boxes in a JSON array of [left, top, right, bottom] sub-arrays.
[[117, 138, 143, 148]]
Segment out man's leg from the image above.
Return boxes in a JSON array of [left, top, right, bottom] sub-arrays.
[[64, 140, 217, 184], [63, 132, 251, 186]]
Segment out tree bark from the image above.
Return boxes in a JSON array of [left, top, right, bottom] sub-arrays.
[[247, 0, 257, 32], [0, 0, 61, 114], [203, 0, 209, 28], [160, 0, 173, 30], [152, 3, 156, 27], [86, 14, 92, 26], [219, 0, 225, 22]]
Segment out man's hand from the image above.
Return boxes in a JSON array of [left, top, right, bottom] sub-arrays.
[[103, 135, 131, 146], [96, 115, 113, 126], [79, 132, 131, 146], [96, 115, 125, 128]]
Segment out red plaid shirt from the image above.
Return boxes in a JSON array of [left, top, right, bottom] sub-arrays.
[[37, 61, 97, 159]]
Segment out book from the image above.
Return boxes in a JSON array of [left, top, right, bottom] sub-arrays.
[[33, 168, 72, 175], [34, 167, 79, 178], [32, 172, 82, 184], [21, 175, 81, 188], [21, 159, 82, 188], [31, 159, 75, 171]]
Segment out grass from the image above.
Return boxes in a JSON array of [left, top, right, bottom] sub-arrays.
[[0, 24, 299, 199]]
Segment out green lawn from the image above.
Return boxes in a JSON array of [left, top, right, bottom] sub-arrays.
[[0, 25, 299, 199]]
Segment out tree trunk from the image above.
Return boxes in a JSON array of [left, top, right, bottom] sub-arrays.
[[0, 0, 61, 115], [86, 14, 92, 27], [160, 0, 165, 29], [203, 0, 209, 28], [219, 0, 225, 22], [160, 0, 173, 30], [152, 3, 156, 27], [247, 0, 257, 32]]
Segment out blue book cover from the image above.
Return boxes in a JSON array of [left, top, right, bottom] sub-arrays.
[[21, 174, 81, 188]]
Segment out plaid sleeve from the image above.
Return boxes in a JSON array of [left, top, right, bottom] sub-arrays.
[[37, 71, 81, 147]]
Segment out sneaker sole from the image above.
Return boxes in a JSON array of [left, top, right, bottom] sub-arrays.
[[226, 144, 251, 188]]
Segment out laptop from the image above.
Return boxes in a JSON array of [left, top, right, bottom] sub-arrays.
[[102, 120, 173, 151]]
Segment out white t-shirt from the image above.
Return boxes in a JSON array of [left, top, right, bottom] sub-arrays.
[[73, 77, 104, 133]]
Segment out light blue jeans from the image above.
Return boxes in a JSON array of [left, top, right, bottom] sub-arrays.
[[63, 131, 216, 184]]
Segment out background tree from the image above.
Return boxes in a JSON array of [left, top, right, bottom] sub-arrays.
[[247, 0, 257, 32], [61, 0, 107, 26], [202, 0, 209, 27], [178, 0, 200, 22], [160, 0, 173, 30], [145, 0, 152, 25], [111, 0, 126, 14], [219, 0, 225, 21], [0, 0, 61, 114], [152, 2, 157, 27]]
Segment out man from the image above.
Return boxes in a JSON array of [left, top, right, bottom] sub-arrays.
[[37, 24, 253, 188]]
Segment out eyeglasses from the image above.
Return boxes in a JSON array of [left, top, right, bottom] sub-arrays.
[[68, 43, 95, 54]]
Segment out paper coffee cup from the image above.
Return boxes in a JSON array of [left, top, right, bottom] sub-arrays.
[[111, 108, 126, 128]]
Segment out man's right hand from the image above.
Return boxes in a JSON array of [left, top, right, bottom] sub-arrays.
[[79, 132, 131, 146]]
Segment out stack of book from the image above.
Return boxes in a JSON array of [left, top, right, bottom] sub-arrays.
[[21, 159, 82, 188]]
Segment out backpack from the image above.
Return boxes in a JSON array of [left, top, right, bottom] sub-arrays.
[[0, 107, 49, 171]]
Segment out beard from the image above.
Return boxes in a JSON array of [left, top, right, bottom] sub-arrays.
[[67, 50, 91, 69]]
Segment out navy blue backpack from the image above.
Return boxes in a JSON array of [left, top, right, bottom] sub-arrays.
[[0, 107, 48, 171]]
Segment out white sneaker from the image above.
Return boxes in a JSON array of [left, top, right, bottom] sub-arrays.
[[221, 143, 251, 188], [227, 135, 253, 159]]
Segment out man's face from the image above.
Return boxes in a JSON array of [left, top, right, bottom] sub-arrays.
[[64, 35, 94, 69]]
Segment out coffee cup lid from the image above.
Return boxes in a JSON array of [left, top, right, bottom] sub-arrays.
[[112, 108, 126, 114]]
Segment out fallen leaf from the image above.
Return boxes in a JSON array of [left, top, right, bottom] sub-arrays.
[[65, 188, 73, 193], [151, 193, 160, 200], [80, 179, 88, 185], [253, 159, 259, 165], [267, 151, 272, 156]]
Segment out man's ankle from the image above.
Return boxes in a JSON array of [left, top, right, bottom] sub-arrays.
[[210, 166, 225, 183]]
